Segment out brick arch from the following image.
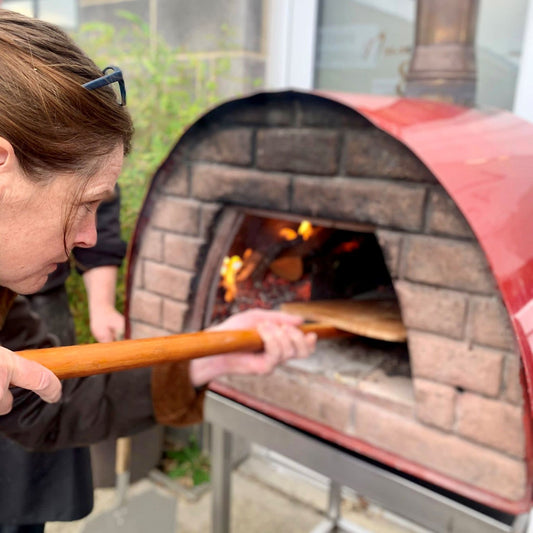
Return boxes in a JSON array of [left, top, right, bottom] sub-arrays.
[[126, 91, 529, 509]]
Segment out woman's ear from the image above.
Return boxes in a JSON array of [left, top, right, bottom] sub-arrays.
[[0, 137, 17, 172]]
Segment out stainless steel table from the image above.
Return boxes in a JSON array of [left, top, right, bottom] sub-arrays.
[[205, 391, 530, 533]]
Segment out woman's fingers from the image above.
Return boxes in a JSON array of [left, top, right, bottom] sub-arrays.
[[9, 354, 62, 404], [256, 321, 317, 372], [0, 389, 13, 416], [283, 325, 317, 359], [0, 348, 62, 415]]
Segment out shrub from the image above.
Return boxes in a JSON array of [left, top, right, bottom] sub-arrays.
[[68, 11, 229, 343]]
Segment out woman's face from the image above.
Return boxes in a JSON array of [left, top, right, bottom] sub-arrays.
[[0, 145, 124, 294]]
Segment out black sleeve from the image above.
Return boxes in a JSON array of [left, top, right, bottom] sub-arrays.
[[0, 296, 156, 452], [72, 183, 127, 273]]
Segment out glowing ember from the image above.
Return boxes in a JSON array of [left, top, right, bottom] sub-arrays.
[[220, 255, 243, 302], [279, 228, 298, 241]]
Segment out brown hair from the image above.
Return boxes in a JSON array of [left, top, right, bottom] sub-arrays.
[[0, 9, 134, 180]]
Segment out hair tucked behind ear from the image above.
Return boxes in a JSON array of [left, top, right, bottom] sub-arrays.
[[0, 9, 134, 180]]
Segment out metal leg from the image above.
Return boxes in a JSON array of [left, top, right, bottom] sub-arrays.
[[327, 481, 342, 523], [312, 480, 373, 533], [211, 423, 233, 533], [206, 392, 526, 533]]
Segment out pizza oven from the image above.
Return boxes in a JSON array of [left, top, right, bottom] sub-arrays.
[[125, 90, 533, 517]]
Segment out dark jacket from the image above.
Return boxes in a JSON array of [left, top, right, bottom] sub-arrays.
[[0, 290, 204, 522]]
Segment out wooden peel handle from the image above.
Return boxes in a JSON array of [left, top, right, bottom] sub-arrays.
[[16, 323, 346, 380]]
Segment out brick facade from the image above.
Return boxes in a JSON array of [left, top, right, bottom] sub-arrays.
[[128, 92, 526, 502]]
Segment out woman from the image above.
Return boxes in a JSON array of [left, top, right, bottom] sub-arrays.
[[0, 9, 316, 532]]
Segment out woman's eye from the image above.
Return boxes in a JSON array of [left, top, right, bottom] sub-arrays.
[[83, 201, 100, 214]]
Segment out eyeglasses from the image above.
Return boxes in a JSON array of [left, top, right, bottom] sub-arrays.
[[82, 65, 126, 106]]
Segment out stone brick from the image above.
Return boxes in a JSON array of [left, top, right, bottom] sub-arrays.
[[129, 290, 162, 327], [413, 378, 456, 430], [150, 196, 201, 235], [159, 163, 189, 196], [355, 401, 526, 501], [345, 130, 436, 182], [409, 331, 503, 396], [375, 230, 402, 278], [456, 392, 525, 458], [162, 299, 189, 333], [223, 368, 355, 435], [309, 379, 355, 434], [144, 261, 194, 300], [139, 228, 164, 261], [469, 296, 516, 350], [164, 234, 205, 271], [189, 127, 253, 166], [404, 235, 496, 294], [426, 190, 473, 238], [297, 96, 371, 129], [132, 259, 144, 289], [226, 94, 296, 126], [503, 355, 524, 405], [256, 129, 340, 175], [200, 202, 221, 238], [130, 321, 169, 340], [395, 281, 467, 339], [293, 177, 426, 231], [192, 163, 290, 210], [356, 371, 414, 418]]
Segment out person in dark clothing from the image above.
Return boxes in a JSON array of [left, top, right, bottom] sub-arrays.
[[0, 190, 126, 532], [0, 8, 317, 532]]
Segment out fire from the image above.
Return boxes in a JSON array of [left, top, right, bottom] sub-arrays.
[[279, 228, 298, 241], [220, 221, 314, 302], [220, 255, 243, 302], [279, 220, 313, 241], [298, 220, 313, 241]]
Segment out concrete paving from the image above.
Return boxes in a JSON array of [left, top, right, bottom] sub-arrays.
[[45, 449, 427, 533]]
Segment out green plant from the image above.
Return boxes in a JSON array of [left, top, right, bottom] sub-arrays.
[[67, 12, 230, 343], [164, 435, 211, 487]]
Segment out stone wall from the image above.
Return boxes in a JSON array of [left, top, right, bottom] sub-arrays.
[[127, 92, 526, 503]]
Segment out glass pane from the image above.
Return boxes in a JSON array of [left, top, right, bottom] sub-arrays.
[[314, 0, 529, 111], [39, 0, 78, 29], [2, 0, 78, 29], [2, 1, 34, 17], [476, 0, 528, 110], [314, 0, 416, 95]]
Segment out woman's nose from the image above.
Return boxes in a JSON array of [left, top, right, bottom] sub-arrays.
[[73, 217, 98, 249]]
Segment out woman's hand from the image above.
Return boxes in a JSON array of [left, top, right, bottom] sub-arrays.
[[189, 309, 317, 388], [0, 346, 61, 414]]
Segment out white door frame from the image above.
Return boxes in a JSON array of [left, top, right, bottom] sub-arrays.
[[266, 0, 319, 89], [514, 0, 533, 122]]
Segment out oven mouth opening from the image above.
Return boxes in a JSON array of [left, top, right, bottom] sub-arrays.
[[204, 209, 412, 406]]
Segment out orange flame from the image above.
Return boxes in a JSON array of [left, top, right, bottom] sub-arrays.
[[279, 228, 298, 241], [298, 220, 313, 241], [220, 255, 243, 302], [279, 220, 313, 241]]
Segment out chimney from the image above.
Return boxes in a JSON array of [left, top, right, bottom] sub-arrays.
[[404, 0, 479, 106]]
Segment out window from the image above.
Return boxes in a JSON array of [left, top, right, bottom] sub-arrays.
[[2, 0, 78, 29]]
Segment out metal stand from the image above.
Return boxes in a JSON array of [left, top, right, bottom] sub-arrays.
[[211, 424, 233, 533], [205, 391, 529, 533]]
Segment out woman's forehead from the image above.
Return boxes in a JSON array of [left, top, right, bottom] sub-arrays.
[[80, 146, 124, 199]]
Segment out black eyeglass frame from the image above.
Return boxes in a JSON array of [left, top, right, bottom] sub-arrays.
[[82, 65, 126, 106]]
